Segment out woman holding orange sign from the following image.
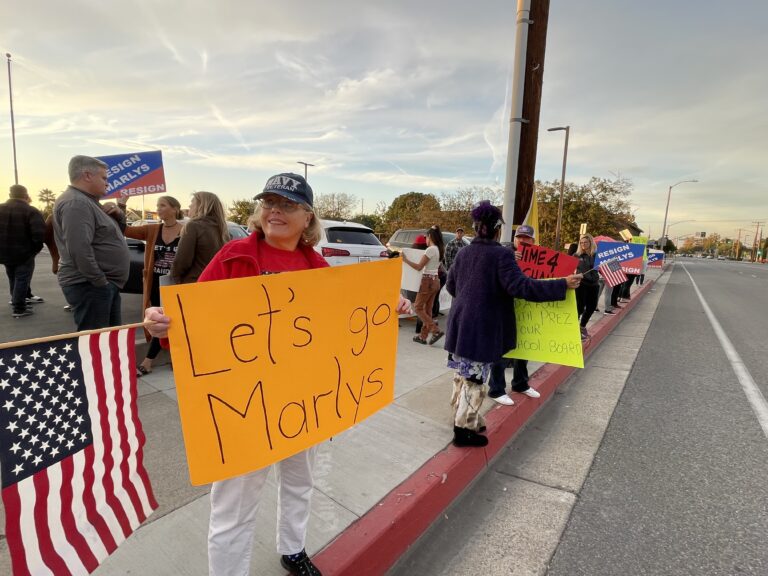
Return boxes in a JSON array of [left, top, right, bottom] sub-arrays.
[[145, 173, 410, 576]]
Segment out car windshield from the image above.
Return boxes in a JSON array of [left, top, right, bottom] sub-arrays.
[[326, 228, 382, 246], [228, 224, 248, 239]]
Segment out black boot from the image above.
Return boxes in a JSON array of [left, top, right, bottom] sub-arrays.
[[452, 426, 488, 447]]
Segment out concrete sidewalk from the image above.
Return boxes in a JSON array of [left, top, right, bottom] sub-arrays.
[[0, 269, 663, 575]]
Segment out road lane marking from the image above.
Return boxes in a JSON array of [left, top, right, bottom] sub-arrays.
[[682, 265, 768, 439]]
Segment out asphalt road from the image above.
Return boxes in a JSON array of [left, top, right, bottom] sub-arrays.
[[0, 251, 145, 346], [389, 259, 768, 576]]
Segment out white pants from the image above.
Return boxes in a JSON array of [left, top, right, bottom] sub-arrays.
[[208, 446, 318, 576]]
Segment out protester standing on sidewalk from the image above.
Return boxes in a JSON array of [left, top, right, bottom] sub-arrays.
[[575, 234, 600, 340], [118, 195, 184, 377], [444, 227, 467, 270], [145, 173, 410, 576], [487, 225, 543, 405], [402, 226, 446, 346], [445, 202, 581, 447], [53, 156, 130, 330], [406, 234, 427, 334], [0, 185, 46, 319], [170, 191, 229, 285]]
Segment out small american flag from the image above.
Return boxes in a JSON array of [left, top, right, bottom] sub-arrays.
[[0, 327, 157, 576], [599, 259, 628, 287]]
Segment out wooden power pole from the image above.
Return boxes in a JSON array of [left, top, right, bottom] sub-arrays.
[[513, 0, 550, 226]]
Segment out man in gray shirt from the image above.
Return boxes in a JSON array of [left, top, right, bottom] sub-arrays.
[[53, 155, 130, 330]]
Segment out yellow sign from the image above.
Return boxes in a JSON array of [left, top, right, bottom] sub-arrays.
[[161, 259, 401, 485], [503, 290, 583, 368], [619, 229, 633, 242], [632, 235, 649, 262]]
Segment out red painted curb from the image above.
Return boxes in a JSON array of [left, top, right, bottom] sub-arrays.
[[314, 276, 659, 576]]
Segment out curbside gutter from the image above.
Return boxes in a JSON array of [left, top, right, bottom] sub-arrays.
[[314, 274, 662, 576]]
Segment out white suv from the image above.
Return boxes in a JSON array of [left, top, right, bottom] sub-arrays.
[[315, 220, 390, 266]]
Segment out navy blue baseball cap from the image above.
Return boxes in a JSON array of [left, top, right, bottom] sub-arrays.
[[515, 224, 535, 238], [255, 173, 314, 207]]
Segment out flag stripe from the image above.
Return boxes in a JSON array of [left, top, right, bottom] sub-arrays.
[[33, 472, 73, 575], [79, 341, 121, 554], [121, 330, 157, 518], [71, 448, 110, 561], [108, 331, 145, 527], [18, 477, 54, 575], [46, 463, 90, 576], [97, 332, 139, 532], [80, 444, 118, 555], [3, 484, 33, 576], [59, 454, 100, 573], [87, 335, 133, 540]]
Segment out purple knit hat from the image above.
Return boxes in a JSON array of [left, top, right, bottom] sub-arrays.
[[471, 201, 504, 239]]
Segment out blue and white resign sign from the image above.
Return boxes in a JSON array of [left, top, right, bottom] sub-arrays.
[[595, 241, 647, 275], [97, 150, 167, 200]]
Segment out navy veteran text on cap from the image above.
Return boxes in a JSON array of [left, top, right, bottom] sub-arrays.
[[255, 173, 314, 207]]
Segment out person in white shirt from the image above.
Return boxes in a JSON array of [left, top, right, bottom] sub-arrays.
[[402, 226, 446, 345]]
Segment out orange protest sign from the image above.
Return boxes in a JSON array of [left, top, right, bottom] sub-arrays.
[[161, 258, 401, 485]]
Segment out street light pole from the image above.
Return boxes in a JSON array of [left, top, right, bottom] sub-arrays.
[[297, 161, 314, 180], [660, 179, 698, 250], [6, 52, 18, 185], [547, 125, 569, 251]]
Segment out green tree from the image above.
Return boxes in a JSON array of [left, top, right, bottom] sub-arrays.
[[351, 213, 383, 232], [38, 188, 57, 219], [227, 199, 256, 225], [314, 192, 357, 221], [439, 186, 503, 232], [535, 176, 634, 249], [382, 192, 441, 235]]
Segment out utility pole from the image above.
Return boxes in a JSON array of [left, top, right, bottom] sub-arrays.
[[734, 228, 746, 259], [6, 52, 18, 185], [513, 0, 550, 229], [501, 0, 550, 243], [751, 221, 763, 262]]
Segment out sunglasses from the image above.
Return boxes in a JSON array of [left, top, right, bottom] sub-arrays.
[[259, 197, 305, 213]]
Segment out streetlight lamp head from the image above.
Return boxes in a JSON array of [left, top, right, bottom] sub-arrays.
[[547, 126, 568, 132], [5, 53, 11, 59]]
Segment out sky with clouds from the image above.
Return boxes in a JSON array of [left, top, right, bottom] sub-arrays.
[[2, 0, 766, 241]]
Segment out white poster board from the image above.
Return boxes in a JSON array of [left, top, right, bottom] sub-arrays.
[[400, 248, 425, 292]]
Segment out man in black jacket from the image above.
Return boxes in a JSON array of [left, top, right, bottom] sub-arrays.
[[0, 185, 46, 318]]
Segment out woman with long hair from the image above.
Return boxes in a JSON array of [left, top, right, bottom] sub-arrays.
[[144, 172, 410, 576], [170, 191, 229, 285], [574, 233, 600, 340], [402, 225, 446, 345], [445, 201, 581, 447], [120, 195, 184, 376]]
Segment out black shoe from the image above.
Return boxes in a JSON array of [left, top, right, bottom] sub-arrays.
[[428, 331, 445, 345], [12, 309, 34, 318], [280, 550, 322, 576], [452, 426, 488, 447]]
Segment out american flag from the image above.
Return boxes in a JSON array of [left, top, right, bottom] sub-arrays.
[[598, 258, 628, 287], [0, 327, 157, 576]]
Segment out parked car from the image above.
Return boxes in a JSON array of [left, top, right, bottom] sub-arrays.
[[386, 228, 463, 251], [315, 219, 390, 267], [122, 221, 249, 294]]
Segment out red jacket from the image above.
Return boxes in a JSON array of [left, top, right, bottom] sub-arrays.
[[198, 231, 329, 281]]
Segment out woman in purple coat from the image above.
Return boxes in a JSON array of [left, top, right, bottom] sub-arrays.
[[444, 202, 582, 447]]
